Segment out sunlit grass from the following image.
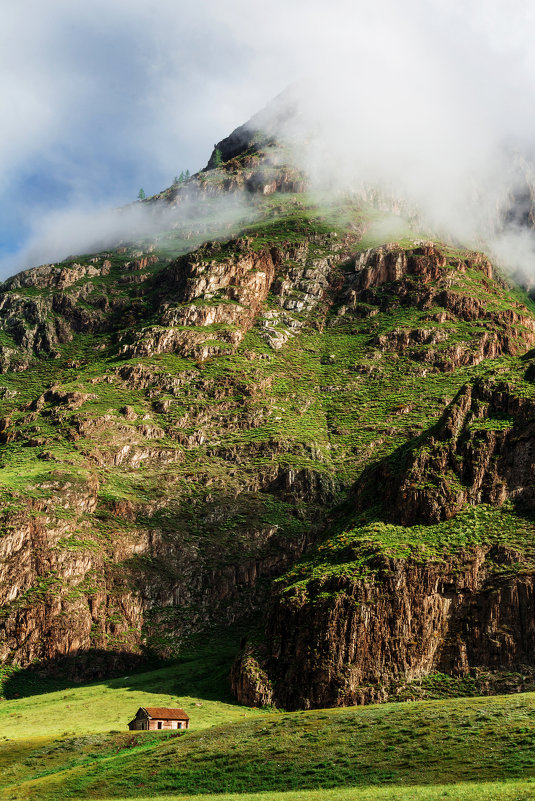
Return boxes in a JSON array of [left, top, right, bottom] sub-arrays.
[[4, 692, 535, 799]]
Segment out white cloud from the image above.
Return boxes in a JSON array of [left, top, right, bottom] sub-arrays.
[[3, 1, 535, 277]]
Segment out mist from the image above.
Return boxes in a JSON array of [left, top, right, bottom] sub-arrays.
[[4, 1, 535, 279], [1, 190, 259, 279], [266, 4, 535, 276]]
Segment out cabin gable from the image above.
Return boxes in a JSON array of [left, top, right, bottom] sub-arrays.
[[128, 707, 151, 731]]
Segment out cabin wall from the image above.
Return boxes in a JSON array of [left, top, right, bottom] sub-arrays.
[[148, 719, 188, 730], [149, 720, 170, 730]]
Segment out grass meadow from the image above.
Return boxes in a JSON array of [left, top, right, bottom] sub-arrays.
[[0, 642, 535, 801]]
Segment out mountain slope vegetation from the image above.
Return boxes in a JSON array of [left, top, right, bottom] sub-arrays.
[[0, 110, 534, 719]]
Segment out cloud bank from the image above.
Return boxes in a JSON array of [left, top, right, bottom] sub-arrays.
[[4, 1, 535, 278]]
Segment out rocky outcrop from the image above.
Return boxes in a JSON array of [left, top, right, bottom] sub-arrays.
[[338, 243, 535, 371], [118, 233, 345, 359], [367, 372, 535, 525], [0, 253, 146, 368], [2, 261, 102, 291], [232, 545, 535, 710], [204, 88, 300, 170], [116, 238, 280, 359], [232, 355, 535, 710]]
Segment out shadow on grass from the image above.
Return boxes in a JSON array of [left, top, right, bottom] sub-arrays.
[[1, 625, 248, 706], [1, 649, 155, 699]]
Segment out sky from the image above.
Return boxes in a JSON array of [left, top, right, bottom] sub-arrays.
[[3, 1, 535, 278]]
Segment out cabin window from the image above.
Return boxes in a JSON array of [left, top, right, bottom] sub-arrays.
[[157, 721, 163, 729]]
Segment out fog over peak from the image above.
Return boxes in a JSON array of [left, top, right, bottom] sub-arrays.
[[3, 1, 535, 278]]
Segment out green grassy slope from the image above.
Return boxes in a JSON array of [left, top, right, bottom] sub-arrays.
[[2, 626, 534, 800], [0, 637, 261, 741], [280, 502, 535, 600], [0, 636, 262, 797], [92, 783, 535, 801], [4, 691, 535, 800]]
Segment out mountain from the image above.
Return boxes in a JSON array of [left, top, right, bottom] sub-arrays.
[[1, 102, 535, 711]]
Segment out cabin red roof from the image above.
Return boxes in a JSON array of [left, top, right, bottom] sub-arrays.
[[143, 707, 189, 720]]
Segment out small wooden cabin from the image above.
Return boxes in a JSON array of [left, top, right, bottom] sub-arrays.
[[128, 707, 190, 731]]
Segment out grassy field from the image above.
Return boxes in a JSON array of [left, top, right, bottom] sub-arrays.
[[0, 637, 261, 741], [93, 784, 535, 801], [0, 610, 533, 801], [2, 677, 535, 800]]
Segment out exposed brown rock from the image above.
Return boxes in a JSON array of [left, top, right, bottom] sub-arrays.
[[232, 546, 535, 710], [371, 375, 535, 525]]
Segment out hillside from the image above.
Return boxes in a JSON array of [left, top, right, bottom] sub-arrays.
[[0, 104, 534, 722], [2, 672, 535, 800], [0, 624, 533, 800]]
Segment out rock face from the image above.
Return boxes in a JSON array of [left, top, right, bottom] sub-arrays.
[[2, 124, 535, 700], [231, 546, 535, 710], [341, 243, 535, 369], [232, 361, 535, 708], [381, 375, 535, 524], [1, 231, 535, 679], [117, 236, 340, 359], [0, 487, 310, 676], [0, 223, 355, 675]]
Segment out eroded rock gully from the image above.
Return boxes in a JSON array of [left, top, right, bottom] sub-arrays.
[[370, 374, 535, 525]]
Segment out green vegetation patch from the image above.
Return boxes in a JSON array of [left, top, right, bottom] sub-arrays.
[[77, 781, 535, 801], [281, 504, 535, 599]]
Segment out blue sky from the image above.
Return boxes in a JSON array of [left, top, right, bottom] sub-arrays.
[[2, 1, 535, 279], [0, 1, 297, 276]]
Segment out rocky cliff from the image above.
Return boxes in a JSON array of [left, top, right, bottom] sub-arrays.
[[232, 533, 535, 709], [379, 368, 535, 524], [232, 359, 535, 708], [2, 112, 535, 702]]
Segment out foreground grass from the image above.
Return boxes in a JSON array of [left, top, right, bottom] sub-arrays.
[[0, 626, 534, 801], [5, 692, 535, 800], [93, 783, 535, 801]]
